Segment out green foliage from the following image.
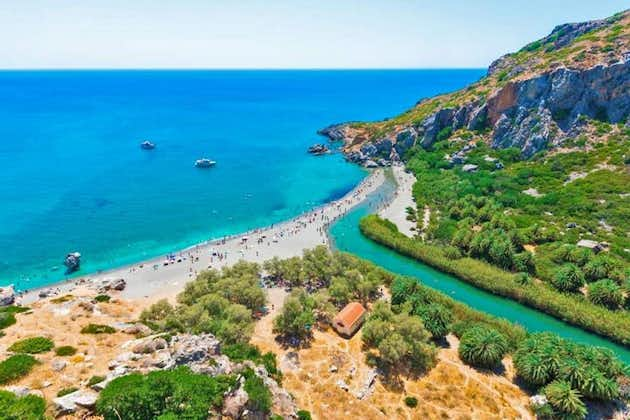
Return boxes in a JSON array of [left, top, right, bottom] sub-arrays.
[[588, 279, 624, 309], [362, 302, 437, 373], [96, 366, 236, 420], [81, 324, 116, 334], [404, 396, 418, 408], [552, 264, 585, 293], [0, 354, 38, 384], [544, 380, 587, 420], [297, 410, 313, 420], [360, 215, 630, 346], [0, 389, 46, 420], [0, 306, 29, 331], [222, 343, 282, 382], [8, 337, 54, 354], [57, 387, 79, 397], [243, 369, 272, 413], [94, 294, 111, 303], [513, 333, 622, 404], [88, 375, 106, 386], [458, 326, 508, 369], [55, 345, 78, 356], [273, 289, 316, 341], [416, 303, 452, 339], [436, 126, 453, 141], [391, 276, 525, 350]]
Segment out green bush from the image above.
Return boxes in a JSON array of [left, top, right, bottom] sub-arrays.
[[416, 303, 452, 339], [81, 324, 116, 334], [55, 345, 78, 356], [0, 306, 29, 331], [588, 279, 624, 309], [94, 294, 111, 303], [57, 387, 79, 397], [544, 380, 587, 419], [88, 375, 106, 386], [551, 264, 585, 293], [297, 410, 313, 420], [0, 354, 38, 384], [404, 396, 418, 408], [8, 337, 54, 354], [0, 389, 46, 420], [96, 366, 235, 420], [458, 326, 508, 369], [243, 369, 272, 413]]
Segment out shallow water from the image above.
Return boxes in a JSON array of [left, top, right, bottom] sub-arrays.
[[0, 69, 484, 288]]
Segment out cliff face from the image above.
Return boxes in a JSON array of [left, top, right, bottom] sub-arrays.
[[320, 10, 630, 165]]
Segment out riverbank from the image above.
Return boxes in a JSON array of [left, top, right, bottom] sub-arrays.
[[359, 214, 630, 348], [20, 170, 385, 305]]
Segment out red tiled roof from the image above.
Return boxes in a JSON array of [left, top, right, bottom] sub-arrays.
[[333, 302, 366, 327]]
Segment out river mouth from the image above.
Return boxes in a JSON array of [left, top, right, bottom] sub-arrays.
[[328, 171, 630, 364]]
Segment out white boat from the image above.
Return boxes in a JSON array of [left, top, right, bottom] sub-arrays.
[[194, 158, 216, 168], [140, 140, 156, 150]]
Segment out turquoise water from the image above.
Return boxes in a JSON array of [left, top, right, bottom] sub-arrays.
[[329, 174, 630, 364], [0, 69, 484, 289]]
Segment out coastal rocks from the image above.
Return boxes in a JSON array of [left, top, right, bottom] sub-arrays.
[[97, 278, 126, 293], [64, 252, 81, 273], [53, 390, 98, 415], [307, 144, 330, 155], [320, 18, 629, 161], [0, 285, 15, 306]]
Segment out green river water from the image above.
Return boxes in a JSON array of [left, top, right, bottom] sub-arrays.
[[329, 171, 630, 364]]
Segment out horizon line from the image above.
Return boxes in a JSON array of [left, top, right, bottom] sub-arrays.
[[0, 67, 488, 72]]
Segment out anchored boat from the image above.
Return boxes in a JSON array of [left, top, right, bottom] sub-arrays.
[[194, 158, 216, 168], [140, 140, 156, 150]]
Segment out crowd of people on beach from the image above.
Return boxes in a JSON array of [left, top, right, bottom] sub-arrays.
[[19, 169, 394, 304]]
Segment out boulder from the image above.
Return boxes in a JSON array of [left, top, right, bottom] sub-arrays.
[[54, 390, 98, 415], [51, 359, 68, 372], [222, 386, 249, 419], [122, 323, 152, 336], [5, 386, 30, 397], [0, 285, 15, 306], [132, 337, 168, 354], [170, 333, 220, 365]]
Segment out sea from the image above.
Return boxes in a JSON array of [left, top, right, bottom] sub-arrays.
[[0, 69, 484, 290]]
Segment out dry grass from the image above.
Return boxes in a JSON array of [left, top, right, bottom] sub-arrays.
[[251, 302, 533, 420]]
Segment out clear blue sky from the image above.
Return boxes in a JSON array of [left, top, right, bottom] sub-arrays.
[[1, 0, 626, 69]]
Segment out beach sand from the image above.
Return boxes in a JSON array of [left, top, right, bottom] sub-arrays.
[[377, 164, 417, 237], [21, 170, 386, 304]]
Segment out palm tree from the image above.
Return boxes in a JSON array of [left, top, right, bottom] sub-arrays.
[[544, 380, 587, 420], [458, 326, 508, 369], [580, 368, 619, 400]]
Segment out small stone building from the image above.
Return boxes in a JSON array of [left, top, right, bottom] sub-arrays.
[[333, 302, 366, 337]]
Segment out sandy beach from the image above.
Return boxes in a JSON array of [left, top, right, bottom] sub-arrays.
[[20, 169, 387, 304], [377, 164, 416, 237]]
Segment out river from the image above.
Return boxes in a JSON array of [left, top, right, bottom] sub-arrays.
[[329, 170, 630, 364]]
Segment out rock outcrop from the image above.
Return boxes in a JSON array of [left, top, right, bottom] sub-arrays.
[[319, 11, 630, 162], [0, 285, 15, 306]]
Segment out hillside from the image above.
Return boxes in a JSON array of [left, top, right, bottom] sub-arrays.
[[320, 9, 629, 161], [349, 10, 630, 348]]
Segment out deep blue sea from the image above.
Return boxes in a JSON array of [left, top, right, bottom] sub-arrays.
[[0, 69, 483, 290]]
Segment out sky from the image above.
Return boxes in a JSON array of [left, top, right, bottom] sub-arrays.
[[0, 0, 627, 69]]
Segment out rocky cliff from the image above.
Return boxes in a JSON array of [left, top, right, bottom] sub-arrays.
[[320, 10, 630, 165]]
